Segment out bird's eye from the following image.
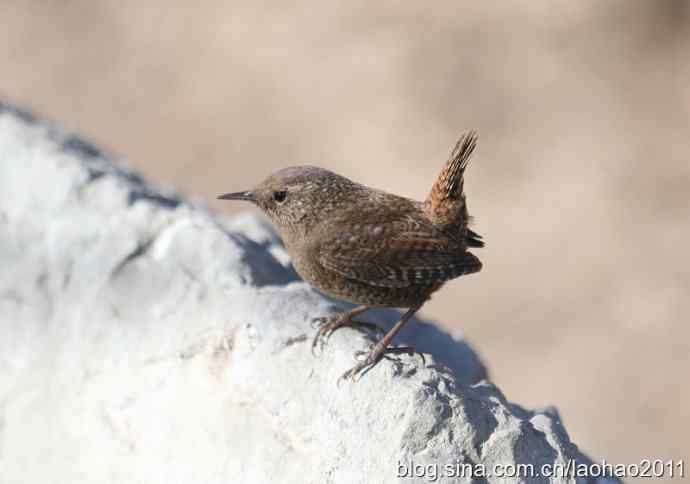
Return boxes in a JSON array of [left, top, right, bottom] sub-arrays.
[[273, 190, 287, 203]]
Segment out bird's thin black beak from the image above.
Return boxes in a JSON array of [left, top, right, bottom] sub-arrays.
[[217, 191, 256, 202]]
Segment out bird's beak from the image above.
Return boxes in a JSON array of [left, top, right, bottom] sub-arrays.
[[217, 191, 256, 202]]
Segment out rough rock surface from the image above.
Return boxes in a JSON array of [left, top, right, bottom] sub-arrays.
[[0, 102, 616, 483]]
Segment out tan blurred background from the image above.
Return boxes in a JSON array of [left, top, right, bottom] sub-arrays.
[[3, 0, 688, 468]]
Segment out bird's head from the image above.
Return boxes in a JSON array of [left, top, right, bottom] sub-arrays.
[[218, 165, 358, 236]]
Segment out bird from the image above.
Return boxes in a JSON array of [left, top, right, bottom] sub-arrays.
[[218, 131, 483, 381]]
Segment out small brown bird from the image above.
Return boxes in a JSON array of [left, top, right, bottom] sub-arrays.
[[218, 132, 483, 381]]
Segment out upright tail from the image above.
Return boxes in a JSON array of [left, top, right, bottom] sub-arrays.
[[424, 131, 484, 247]]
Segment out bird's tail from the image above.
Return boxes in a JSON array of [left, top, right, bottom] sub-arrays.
[[424, 131, 478, 231]]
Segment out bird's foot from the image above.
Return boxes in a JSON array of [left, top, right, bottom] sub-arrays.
[[338, 343, 425, 384], [311, 315, 384, 355]]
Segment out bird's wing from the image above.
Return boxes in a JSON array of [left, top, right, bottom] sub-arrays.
[[318, 221, 482, 288]]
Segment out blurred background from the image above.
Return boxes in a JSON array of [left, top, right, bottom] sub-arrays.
[[2, 0, 688, 468]]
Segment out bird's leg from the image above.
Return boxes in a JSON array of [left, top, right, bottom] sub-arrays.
[[311, 305, 383, 354], [339, 305, 422, 382]]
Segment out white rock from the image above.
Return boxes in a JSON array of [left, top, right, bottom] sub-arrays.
[[0, 102, 615, 483]]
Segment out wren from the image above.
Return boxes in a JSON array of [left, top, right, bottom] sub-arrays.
[[218, 132, 484, 381]]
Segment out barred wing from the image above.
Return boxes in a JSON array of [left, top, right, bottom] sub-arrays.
[[318, 227, 482, 288]]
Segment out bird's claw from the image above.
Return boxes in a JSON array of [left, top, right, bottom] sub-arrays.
[[310, 316, 329, 329], [337, 358, 377, 385], [337, 345, 426, 384], [311, 317, 338, 356], [311, 315, 386, 357]]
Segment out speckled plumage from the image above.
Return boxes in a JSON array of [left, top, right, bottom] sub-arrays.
[[219, 132, 483, 380]]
